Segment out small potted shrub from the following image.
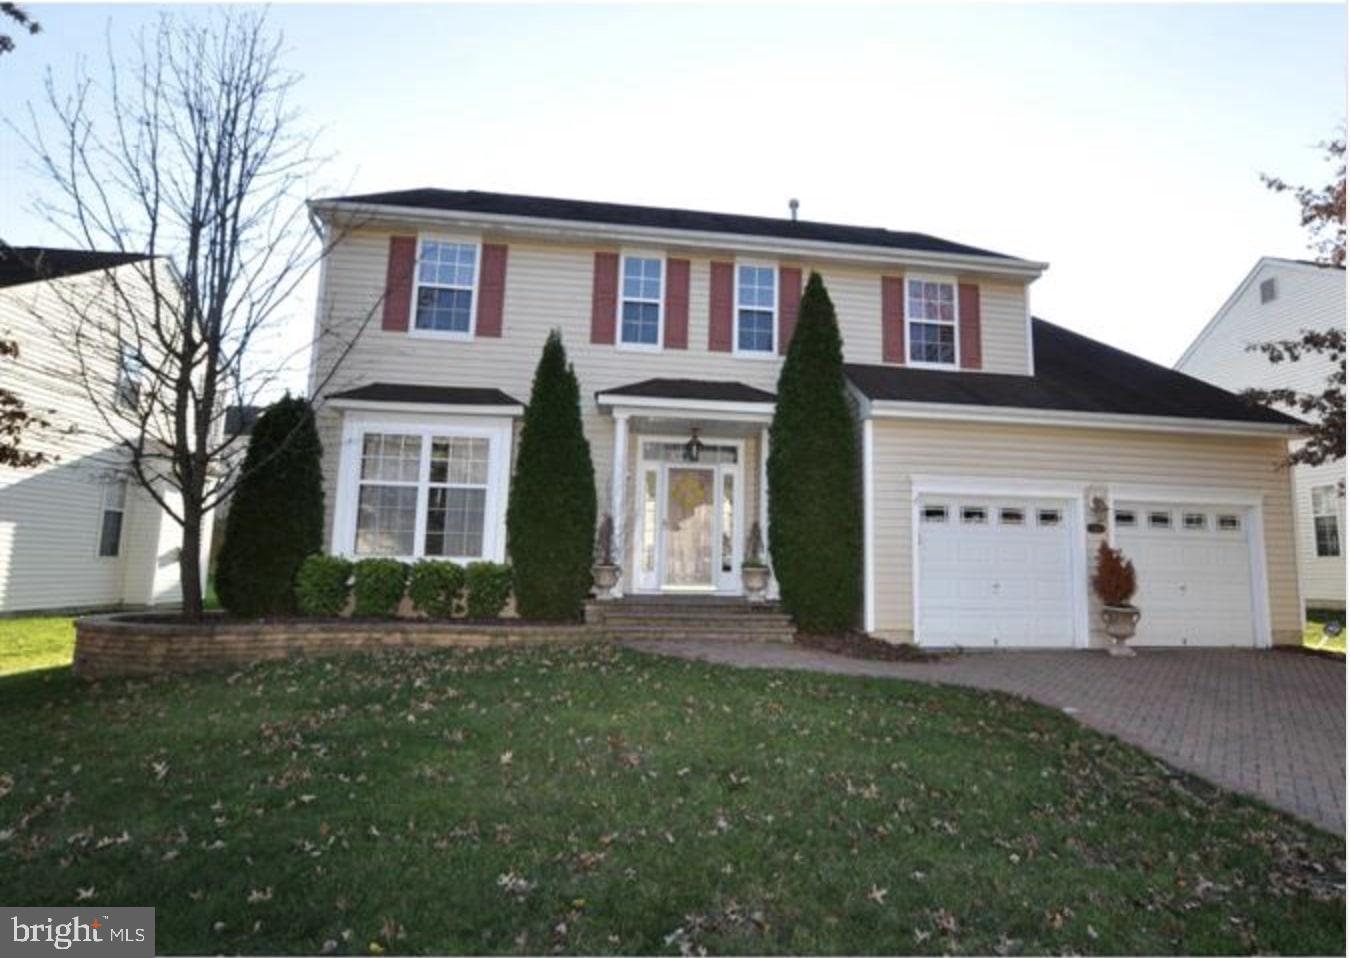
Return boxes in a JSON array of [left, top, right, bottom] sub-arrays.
[[592, 514, 621, 598], [1092, 541, 1141, 657], [741, 521, 770, 603]]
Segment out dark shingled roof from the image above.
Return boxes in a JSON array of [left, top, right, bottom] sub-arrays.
[[845, 318, 1299, 426], [322, 188, 1020, 262], [597, 378, 776, 404], [0, 246, 150, 289], [327, 383, 523, 407]]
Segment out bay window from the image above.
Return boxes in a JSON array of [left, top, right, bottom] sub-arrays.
[[906, 277, 957, 366], [338, 414, 509, 563]]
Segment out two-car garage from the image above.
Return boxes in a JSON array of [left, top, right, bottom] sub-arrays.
[[913, 489, 1264, 649]]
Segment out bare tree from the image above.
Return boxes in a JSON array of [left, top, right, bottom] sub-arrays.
[[14, 10, 341, 618]]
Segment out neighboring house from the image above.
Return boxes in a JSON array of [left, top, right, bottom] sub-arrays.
[[306, 189, 1302, 649], [1176, 257, 1346, 614], [0, 246, 209, 614]]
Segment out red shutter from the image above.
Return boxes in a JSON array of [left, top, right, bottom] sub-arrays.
[[664, 258, 690, 349], [708, 261, 734, 352], [382, 236, 417, 332], [882, 276, 905, 364], [475, 243, 507, 338], [958, 283, 982, 370], [590, 252, 619, 345], [778, 267, 802, 355]]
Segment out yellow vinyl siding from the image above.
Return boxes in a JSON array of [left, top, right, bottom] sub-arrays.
[[869, 419, 1301, 645]]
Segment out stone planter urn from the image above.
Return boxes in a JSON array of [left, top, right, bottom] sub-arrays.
[[741, 564, 770, 603], [592, 563, 621, 598], [1101, 604, 1141, 657]]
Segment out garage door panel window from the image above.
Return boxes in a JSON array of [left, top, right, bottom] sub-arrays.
[[1148, 511, 1171, 529], [922, 505, 948, 523], [1217, 514, 1241, 532], [960, 506, 987, 524], [1114, 509, 1137, 528], [1037, 509, 1061, 527], [999, 507, 1025, 525], [1311, 485, 1342, 557], [1183, 513, 1207, 531]]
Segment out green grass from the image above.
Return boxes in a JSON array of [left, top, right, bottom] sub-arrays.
[[0, 615, 75, 675], [0, 646, 1342, 955], [1303, 613, 1346, 655]]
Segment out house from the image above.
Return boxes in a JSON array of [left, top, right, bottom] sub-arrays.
[[1176, 257, 1346, 614], [0, 246, 209, 614], [306, 189, 1302, 649]]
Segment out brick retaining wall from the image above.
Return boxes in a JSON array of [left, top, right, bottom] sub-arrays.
[[73, 614, 600, 679]]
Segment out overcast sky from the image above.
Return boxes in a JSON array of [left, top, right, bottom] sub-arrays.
[[1, 3, 1344, 394]]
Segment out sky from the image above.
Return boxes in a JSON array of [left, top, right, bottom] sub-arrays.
[[0, 2, 1345, 395]]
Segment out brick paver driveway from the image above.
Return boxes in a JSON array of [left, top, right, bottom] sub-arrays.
[[627, 641, 1346, 835]]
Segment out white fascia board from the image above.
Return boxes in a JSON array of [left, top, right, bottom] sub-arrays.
[[863, 399, 1298, 438], [324, 398, 524, 417], [311, 200, 1049, 280], [595, 393, 775, 422]]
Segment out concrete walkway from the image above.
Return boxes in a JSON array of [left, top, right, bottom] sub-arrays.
[[625, 640, 1347, 835]]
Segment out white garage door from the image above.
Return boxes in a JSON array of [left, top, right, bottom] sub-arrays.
[[1113, 503, 1256, 647], [916, 496, 1077, 648]]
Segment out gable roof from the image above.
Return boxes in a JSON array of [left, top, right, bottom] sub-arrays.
[[846, 318, 1298, 427], [1175, 255, 1347, 370], [596, 378, 776, 405], [319, 188, 1024, 263], [0, 246, 150, 289]]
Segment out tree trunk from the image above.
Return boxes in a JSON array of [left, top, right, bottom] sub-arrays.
[[180, 501, 205, 620]]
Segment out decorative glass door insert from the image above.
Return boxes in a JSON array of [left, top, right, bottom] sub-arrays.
[[663, 467, 715, 588]]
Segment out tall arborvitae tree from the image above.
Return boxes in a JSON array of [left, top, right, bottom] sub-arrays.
[[215, 396, 324, 617], [506, 330, 597, 619], [767, 272, 862, 632]]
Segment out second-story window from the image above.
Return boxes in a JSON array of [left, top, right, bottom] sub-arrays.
[[1312, 485, 1342, 557], [620, 256, 663, 347], [115, 346, 143, 410], [414, 239, 478, 334], [736, 264, 776, 354], [907, 278, 957, 366]]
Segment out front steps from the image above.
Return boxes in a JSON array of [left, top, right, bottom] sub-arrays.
[[585, 595, 796, 643]]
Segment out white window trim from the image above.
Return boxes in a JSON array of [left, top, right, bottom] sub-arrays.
[[903, 272, 961, 370], [1311, 484, 1343, 558], [96, 478, 128, 559], [616, 250, 665, 352], [331, 410, 513, 563], [733, 259, 779, 359], [407, 232, 481, 341]]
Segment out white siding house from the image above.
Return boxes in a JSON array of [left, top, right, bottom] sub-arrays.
[[0, 248, 210, 615], [1176, 258, 1346, 612]]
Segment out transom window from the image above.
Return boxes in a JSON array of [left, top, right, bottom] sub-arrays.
[[620, 256, 663, 346], [907, 278, 957, 366], [736, 265, 776, 353], [414, 239, 478, 334], [354, 432, 491, 560], [1312, 485, 1342, 557]]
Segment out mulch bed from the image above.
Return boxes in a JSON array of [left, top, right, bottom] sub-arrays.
[[796, 631, 943, 662]]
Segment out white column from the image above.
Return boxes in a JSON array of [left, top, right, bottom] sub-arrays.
[[760, 426, 777, 599], [610, 413, 629, 599], [862, 418, 875, 633]]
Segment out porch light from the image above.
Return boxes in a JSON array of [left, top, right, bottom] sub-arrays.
[[682, 428, 705, 463]]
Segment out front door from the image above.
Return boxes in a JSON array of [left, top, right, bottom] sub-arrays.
[[663, 466, 716, 589]]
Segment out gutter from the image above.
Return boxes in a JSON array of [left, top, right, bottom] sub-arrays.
[[309, 199, 1050, 280]]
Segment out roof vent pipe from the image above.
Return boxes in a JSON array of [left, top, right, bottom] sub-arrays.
[[788, 198, 799, 222]]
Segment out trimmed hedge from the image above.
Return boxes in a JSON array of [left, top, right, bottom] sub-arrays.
[[351, 558, 409, 617], [505, 331, 597, 620], [215, 396, 324, 617], [408, 560, 466, 618], [295, 554, 352, 617], [767, 272, 862, 632], [466, 562, 513, 619]]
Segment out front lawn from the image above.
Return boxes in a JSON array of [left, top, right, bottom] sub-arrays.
[[0, 615, 75, 675], [0, 646, 1342, 955], [1304, 613, 1346, 655]]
